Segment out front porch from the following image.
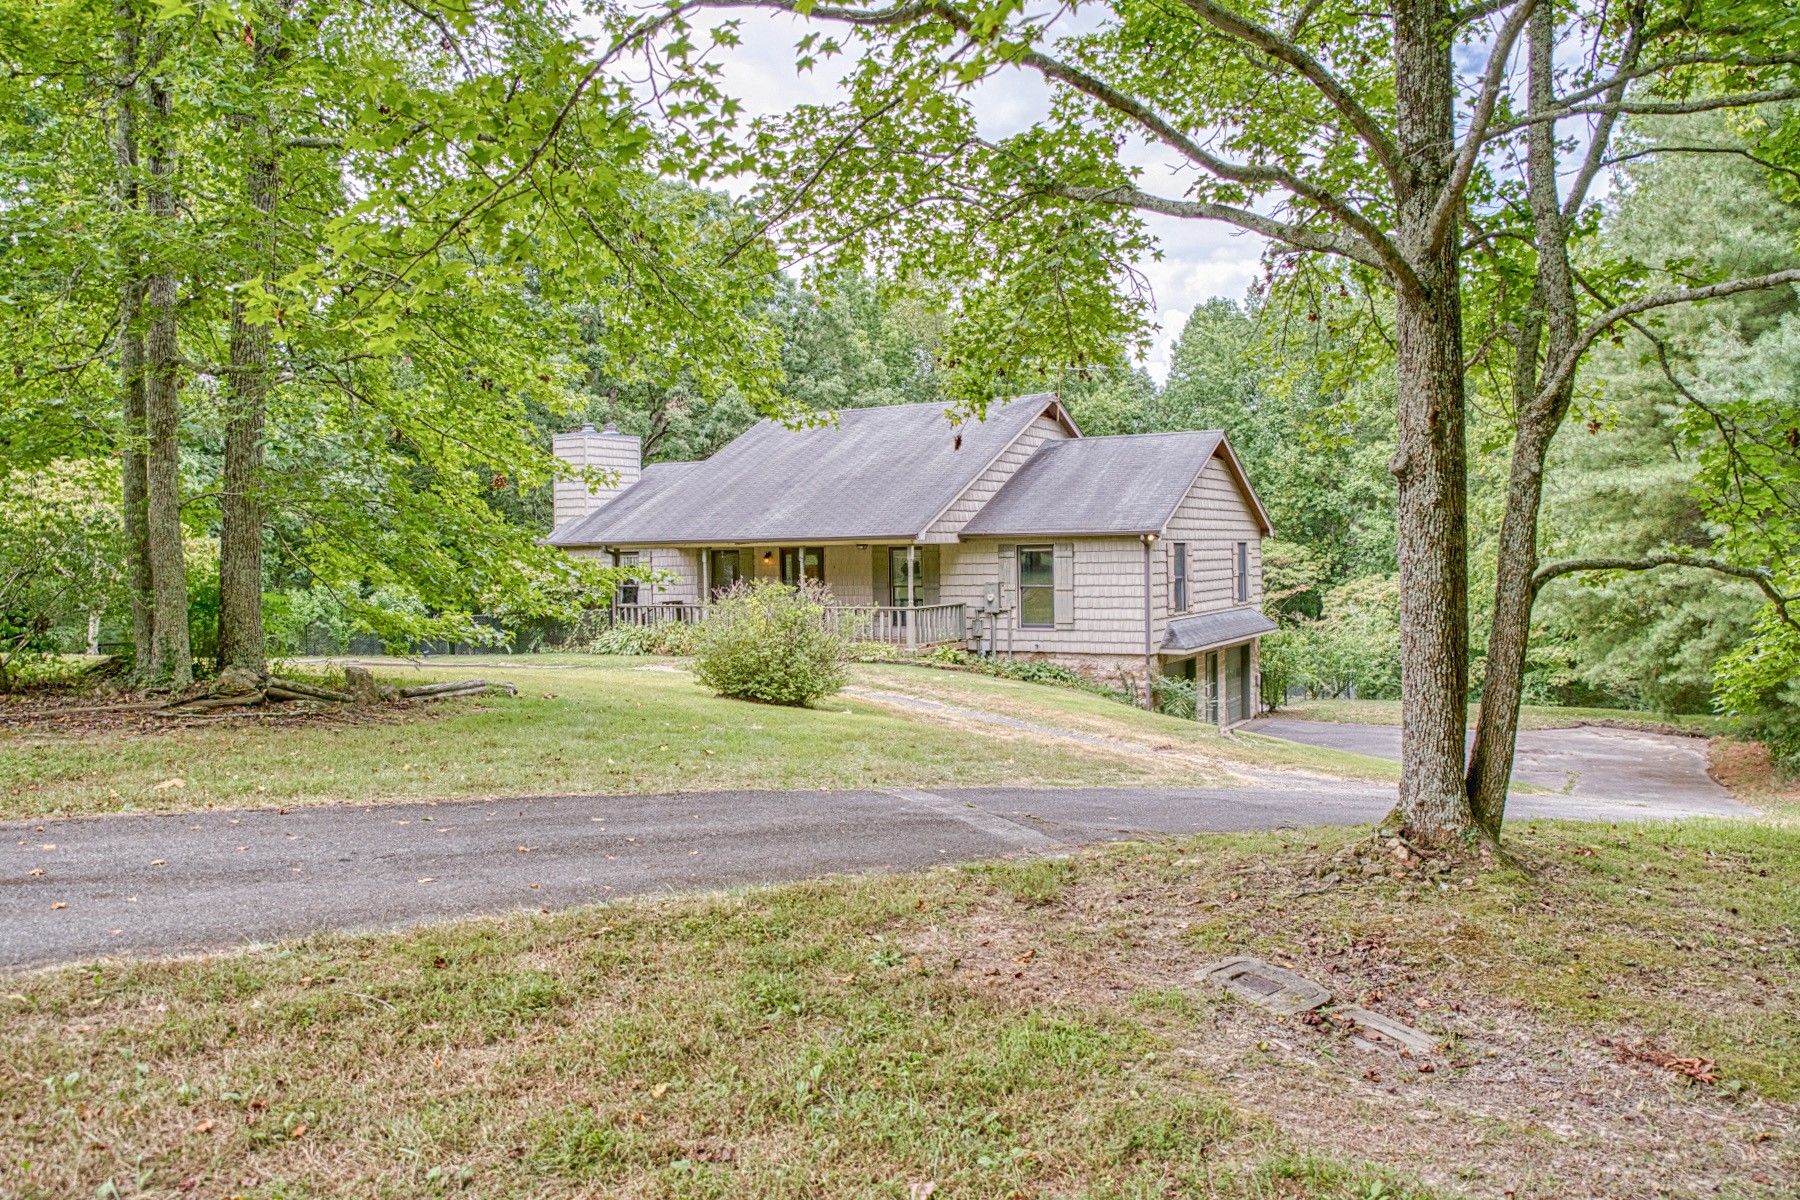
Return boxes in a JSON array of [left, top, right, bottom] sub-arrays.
[[605, 600, 968, 648]]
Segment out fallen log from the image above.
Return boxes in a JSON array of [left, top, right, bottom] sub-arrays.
[[166, 691, 266, 712], [266, 676, 354, 703], [399, 679, 517, 699], [265, 685, 329, 703], [27, 699, 175, 716]]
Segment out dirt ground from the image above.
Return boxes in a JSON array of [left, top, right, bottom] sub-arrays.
[[927, 850, 1798, 1199]]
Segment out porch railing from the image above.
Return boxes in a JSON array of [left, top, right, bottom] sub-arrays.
[[606, 601, 966, 647], [609, 602, 709, 626], [825, 603, 966, 647]]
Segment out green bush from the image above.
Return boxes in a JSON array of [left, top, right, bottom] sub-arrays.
[[589, 619, 704, 657], [1150, 673, 1198, 719], [692, 580, 847, 706]]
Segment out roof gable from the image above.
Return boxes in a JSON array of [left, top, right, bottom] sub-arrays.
[[960, 430, 1238, 538]]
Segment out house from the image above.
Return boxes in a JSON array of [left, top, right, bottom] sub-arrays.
[[549, 394, 1275, 724]]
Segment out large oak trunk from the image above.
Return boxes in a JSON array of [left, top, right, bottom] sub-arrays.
[[1466, 11, 1581, 831], [217, 21, 280, 674], [143, 78, 191, 689], [1388, 0, 1474, 841]]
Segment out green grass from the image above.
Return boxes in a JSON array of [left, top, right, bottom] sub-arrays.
[[853, 662, 1405, 784], [1, 657, 1405, 821], [0, 855, 1441, 1200], [1276, 696, 1728, 736]]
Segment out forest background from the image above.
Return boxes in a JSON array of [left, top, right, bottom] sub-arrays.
[[1, 0, 1796, 772]]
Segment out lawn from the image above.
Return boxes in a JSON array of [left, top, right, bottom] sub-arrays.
[[3, 816, 1794, 1198], [1, 657, 1394, 821]]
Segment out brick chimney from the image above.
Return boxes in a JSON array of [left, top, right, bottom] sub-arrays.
[[551, 421, 642, 531]]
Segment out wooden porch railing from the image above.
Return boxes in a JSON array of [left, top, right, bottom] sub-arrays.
[[606, 601, 967, 647], [824, 603, 966, 647], [608, 602, 709, 626]]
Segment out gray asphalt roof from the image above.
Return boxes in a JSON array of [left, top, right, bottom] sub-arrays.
[[551, 396, 1065, 546], [958, 431, 1226, 537], [1162, 606, 1279, 652], [546, 462, 703, 547]]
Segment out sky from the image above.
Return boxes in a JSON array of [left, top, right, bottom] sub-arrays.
[[675, 11, 1270, 381]]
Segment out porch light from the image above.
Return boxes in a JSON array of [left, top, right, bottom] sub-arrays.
[[763, 551, 774, 564]]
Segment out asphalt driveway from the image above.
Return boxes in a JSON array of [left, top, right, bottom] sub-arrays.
[[2, 756, 1751, 970], [1246, 717, 1740, 809]]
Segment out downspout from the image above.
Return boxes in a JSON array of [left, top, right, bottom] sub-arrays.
[[1140, 533, 1157, 711]]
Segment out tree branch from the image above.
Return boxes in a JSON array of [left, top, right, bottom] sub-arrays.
[[1046, 184, 1386, 270], [1173, 0, 1400, 187], [1427, 0, 1535, 254], [688, 0, 1423, 293], [1560, 9, 1642, 220], [1534, 554, 1798, 631], [1536, 268, 1800, 406], [1550, 50, 1800, 112], [1492, 86, 1800, 137]]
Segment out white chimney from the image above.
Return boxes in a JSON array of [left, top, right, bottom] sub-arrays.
[[551, 421, 642, 530]]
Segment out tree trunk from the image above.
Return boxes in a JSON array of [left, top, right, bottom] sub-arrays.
[[217, 17, 280, 674], [1387, 0, 1474, 842], [114, 4, 154, 673], [1465, 10, 1581, 833], [143, 75, 191, 689]]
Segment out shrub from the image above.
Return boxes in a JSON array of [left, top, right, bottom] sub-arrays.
[[1150, 673, 1198, 719], [588, 618, 705, 657], [692, 580, 847, 706]]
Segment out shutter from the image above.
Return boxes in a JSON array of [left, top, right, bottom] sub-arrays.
[[997, 544, 1017, 621], [1167, 543, 1178, 613], [1053, 541, 1075, 630], [922, 545, 940, 605], [871, 547, 890, 607]]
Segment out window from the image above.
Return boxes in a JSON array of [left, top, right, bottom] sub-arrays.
[[888, 547, 923, 607], [708, 549, 741, 598], [1172, 542, 1188, 612], [616, 550, 641, 605], [1235, 541, 1249, 603], [781, 546, 825, 587], [1018, 544, 1054, 628]]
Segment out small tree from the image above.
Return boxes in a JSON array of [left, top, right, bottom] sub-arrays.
[[0, 464, 121, 691], [693, 580, 848, 706]]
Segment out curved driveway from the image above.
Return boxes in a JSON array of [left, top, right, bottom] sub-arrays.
[[1245, 717, 1742, 810], [4, 721, 1750, 971]]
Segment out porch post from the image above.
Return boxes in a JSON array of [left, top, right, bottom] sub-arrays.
[[1140, 534, 1156, 711], [701, 547, 710, 606], [1217, 649, 1228, 732], [905, 543, 916, 650]]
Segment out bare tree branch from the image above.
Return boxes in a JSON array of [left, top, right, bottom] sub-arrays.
[[1492, 85, 1800, 137], [1602, 143, 1800, 187], [1449, 0, 1522, 26], [1534, 554, 1798, 630], [1427, 0, 1536, 253], [1536, 268, 1800, 405], [1047, 184, 1386, 269], [1560, 9, 1642, 220], [1551, 50, 1800, 112]]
